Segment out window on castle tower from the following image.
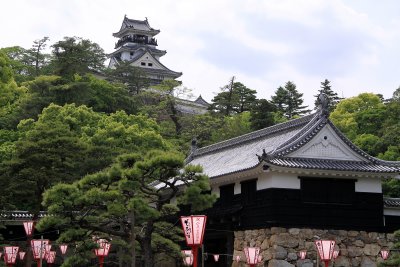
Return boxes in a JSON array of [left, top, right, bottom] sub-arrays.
[[148, 63, 153, 67], [141, 62, 146, 66]]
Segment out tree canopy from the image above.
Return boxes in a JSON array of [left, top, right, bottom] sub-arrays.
[[271, 81, 310, 119]]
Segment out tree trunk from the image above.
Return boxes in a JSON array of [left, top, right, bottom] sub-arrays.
[[142, 222, 154, 267], [167, 98, 182, 135], [225, 76, 235, 116], [130, 211, 136, 267]]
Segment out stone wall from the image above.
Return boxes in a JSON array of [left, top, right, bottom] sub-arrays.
[[232, 227, 396, 267]]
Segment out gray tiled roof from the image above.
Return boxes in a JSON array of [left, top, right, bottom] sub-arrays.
[[265, 157, 400, 173], [188, 110, 400, 178], [108, 45, 166, 58], [188, 114, 315, 177], [122, 17, 159, 32]]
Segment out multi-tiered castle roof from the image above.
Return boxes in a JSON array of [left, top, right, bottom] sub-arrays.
[[108, 16, 182, 85]]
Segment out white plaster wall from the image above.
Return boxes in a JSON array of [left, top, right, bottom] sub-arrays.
[[257, 172, 300, 190], [289, 124, 366, 161], [355, 177, 382, 193], [121, 51, 131, 61], [384, 208, 400, 216], [234, 182, 241, 195]]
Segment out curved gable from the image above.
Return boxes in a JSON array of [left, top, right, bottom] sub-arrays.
[[287, 124, 367, 161]]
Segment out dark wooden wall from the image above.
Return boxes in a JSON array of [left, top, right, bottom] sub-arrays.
[[209, 177, 388, 232]]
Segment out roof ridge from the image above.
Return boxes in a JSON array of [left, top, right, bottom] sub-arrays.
[[193, 113, 316, 157], [272, 112, 326, 156]]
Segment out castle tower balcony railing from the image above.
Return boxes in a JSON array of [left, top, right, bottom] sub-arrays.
[[115, 35, 158, 48], [0, 211, 47, 222]]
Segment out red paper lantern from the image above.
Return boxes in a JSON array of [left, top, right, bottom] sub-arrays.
[[46, 251, 56, 266], [380, 249, 390, 260], [23, 221, 35, 237], [213, 254, 219, 262], [180, 215, 207, 267], [31, 240, 50, 260], [182, 250, 193, 266], [235, 255, 240, 262], [60, 244, 68, 255], [244, 247, 260, 267], [4, 246, 19, 266], [180, 216, 207, 246], [94, 238, 111, 267], [333, 249, 339, 259], [315, 240, 335, 267], [299, 250, 307, 260], [18, 251, 25, 260]]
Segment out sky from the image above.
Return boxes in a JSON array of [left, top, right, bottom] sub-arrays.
[[1, 0, 400, 107]]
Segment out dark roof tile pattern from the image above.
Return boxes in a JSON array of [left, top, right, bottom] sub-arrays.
[[265, 157, 399, 173], [384, 198, 400, 208]]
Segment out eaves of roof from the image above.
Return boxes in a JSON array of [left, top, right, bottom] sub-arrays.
[[264, 157, 400, 173]]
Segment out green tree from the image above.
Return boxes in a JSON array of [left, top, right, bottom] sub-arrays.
[[31, 37, 50, 77], [0, 103, 164, 212], [0, 46, 35, 83], [50, 37, 106, 79], [314, 79, 341, 112], [38, 150, 216, 267], [138, 79, 191, 137], [1, 114, 88, 212], [330, 93, 386, 140], [180, 113, 224, 147], [210, 76, 236, 115], [105, 61, 150, 94], [271, 81, 310, 119], [210, 78, 258, 115], [1, 37, 50, 83], [14, 74, 136, 125], [211, 112, 252, 143], [249, 99, 277, 130], [0, 51, 28, 129], [232, 82, 257, 113]]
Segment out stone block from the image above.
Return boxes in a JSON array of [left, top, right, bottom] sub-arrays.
[[348, 231, 359, 237], [296, 259, 313, 267], [351, 257, 361, 267], [287, 252, 297, 261], [271, 227, 287, 234], [363, 244, 380, 256], [289, 228, 300, 235], [360, 256, 377, 267], [347, 246, 363, 257], [265, 245, 288, 260], [268, 259, 295, 267], [299, 229, 314, 240], [261, 239, 270, 250], [270, 233, 299, 248], [333, 256, 350, 267], [353, 240, 364, 247]]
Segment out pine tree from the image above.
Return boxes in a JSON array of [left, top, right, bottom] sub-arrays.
[[271, 81, 310, 119], [314, 79, 341, 112]]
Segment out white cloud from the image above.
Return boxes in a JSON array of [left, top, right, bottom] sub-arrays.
[[1, 0, 400, 106]]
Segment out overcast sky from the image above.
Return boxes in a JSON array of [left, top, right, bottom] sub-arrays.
[[1, 0, 400, 107]]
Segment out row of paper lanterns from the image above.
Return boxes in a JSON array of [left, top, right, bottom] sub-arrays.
[[182, 245, 390, 266], [179, 216, 392, 267]]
